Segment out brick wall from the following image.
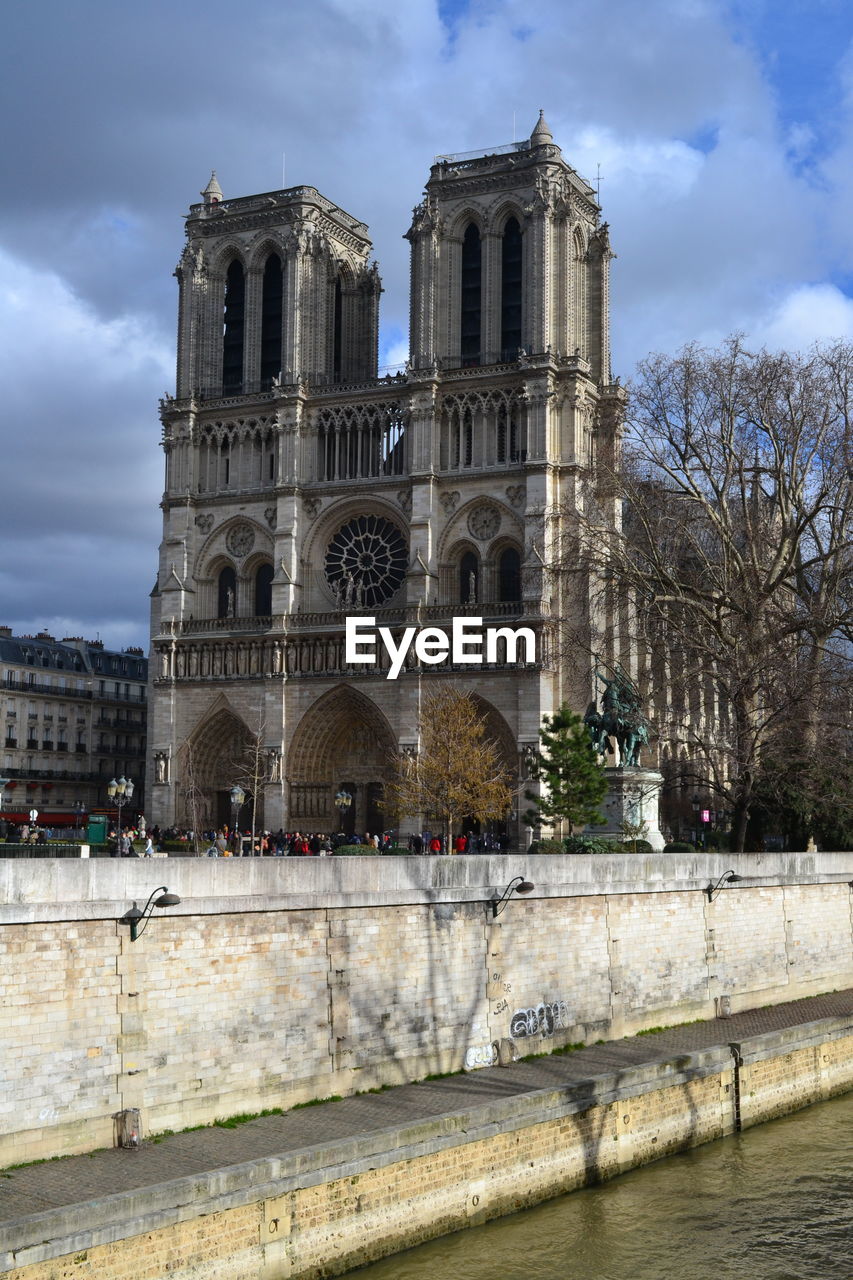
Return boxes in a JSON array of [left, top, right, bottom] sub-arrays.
[[5, 1023, 852, 1280]]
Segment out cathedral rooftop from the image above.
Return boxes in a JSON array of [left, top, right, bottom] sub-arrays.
[[186, 184, 371, 238]]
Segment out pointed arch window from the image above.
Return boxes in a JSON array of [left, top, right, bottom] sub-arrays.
[[459, 551, 479, 604], [333, 276, 343, 383], [498, 547, 521, 602], [501, 218, 522, 360], [260, 254, 283, 388], [217, 566, 237, 619], [254, 563, 274, 616], [460, 223, 481, 367], [222, 260, 245, 392], [573, 230, 587, 357]]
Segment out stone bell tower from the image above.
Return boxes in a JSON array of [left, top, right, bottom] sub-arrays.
[[147, 116, 625, 843]]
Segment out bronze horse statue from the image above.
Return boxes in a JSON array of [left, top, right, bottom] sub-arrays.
[[583, 666, 650, 768]]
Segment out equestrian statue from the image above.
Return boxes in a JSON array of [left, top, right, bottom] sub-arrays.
[[583, 664, 651, 768]]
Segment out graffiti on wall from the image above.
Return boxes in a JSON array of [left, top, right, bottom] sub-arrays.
[[509, 1000, 571, 1038], [464, 1042, 499, 1070]]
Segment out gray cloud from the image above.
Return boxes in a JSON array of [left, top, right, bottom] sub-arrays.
[[1, 0, 852, 648]]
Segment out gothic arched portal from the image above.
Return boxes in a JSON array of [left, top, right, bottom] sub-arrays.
[[287, 685, 397, 836], [180, 705, 260, 832]]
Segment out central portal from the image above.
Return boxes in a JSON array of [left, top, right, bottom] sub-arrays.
[[288, 685, 396, 836]]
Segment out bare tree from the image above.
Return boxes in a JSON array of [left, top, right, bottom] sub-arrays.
[[181, 739, 206, 855], [229, 701, 269, 853], [383, 687, 513, 850], [574, 338, 853, 851]]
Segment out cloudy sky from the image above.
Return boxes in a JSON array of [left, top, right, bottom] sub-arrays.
[[2, 0, 853, 649]]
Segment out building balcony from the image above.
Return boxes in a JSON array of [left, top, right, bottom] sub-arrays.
[[5, 678, 92, 700]]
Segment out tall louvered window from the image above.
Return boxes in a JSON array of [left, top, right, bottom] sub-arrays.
[[260, 254, 283, 388], [333, 277, 343, 382], [501, 218, 522, 360], [222, 260, 245, 392], [460, 223, 481, 367]]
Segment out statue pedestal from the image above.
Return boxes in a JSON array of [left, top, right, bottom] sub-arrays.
[[590, 767, 665, 851]]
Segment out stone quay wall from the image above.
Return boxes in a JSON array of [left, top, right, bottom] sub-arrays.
[[3, 1013, 853, 1280], [1, 852, 852, 1168]]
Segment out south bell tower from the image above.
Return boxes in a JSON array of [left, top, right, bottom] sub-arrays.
[[148, 115, 625, 841]]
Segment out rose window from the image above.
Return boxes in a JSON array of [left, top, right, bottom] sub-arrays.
[[325, 515, 407, 608]]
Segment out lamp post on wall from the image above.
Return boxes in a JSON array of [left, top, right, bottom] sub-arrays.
[[230, 784, 245, 856]]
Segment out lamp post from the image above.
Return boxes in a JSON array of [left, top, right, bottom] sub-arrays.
[[230, 784, 245, 856], [107, 777, 134, 852], [73, 798, 86, 835], [0, 777, 8, 813], [335, 788, 352, 832], [691, 793, 700, 848]]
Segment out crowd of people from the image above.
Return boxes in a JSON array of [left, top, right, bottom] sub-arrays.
[[0, 817, 512, 856], [407, 831, 511, 854]]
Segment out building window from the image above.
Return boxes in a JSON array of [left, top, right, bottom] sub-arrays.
[[333, 276, 343, 383], [460, 223, 481, 367], [222, 260, 245, 392], [501, 218, 522, 360], [498, 547, 521, 602], [260, 253, 283, 388], [459, 551, 479, 604], [217, 566, 237, 618], [254, 563, 274, 616]]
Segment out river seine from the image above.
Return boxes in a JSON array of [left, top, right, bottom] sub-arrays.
[[350, 1091, 853, 1279]]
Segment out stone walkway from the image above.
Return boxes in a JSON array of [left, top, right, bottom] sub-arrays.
[[2, 988, 851, 1225]]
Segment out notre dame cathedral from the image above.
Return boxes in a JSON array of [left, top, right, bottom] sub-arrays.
[[147, 113, 629, 840]]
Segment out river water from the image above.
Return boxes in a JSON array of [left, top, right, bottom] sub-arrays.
[[349, 1091, 853, 1280]]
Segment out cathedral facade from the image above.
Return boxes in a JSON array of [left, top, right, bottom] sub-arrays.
[[147, 113, 627, 840]]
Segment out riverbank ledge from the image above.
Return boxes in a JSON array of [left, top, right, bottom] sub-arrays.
[[2, 995, 852, 1280]]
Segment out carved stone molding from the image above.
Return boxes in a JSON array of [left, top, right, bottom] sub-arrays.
[[468, 502, 500, 541], [506, 485, 525, 508], [440, 490, 460, 514], [264, 507, 277, 529], [195, 513, 214, 534], [226, 522, 255, 557]]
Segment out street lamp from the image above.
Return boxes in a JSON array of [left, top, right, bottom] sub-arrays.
[[335, 788, 352, 830], [490, 876, 535, 918], [230, 784, 245, 855], [107, 777, 134, 847], [0, 777, 8, 812], [121, 886, 181, 941], [691, 793, 700, 848]]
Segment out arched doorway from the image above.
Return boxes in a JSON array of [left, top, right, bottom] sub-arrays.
[[287, 686, 396, 836], [180, 705, 260, 833], [459, 694, 518, 847]]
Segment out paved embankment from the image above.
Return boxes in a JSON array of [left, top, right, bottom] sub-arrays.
[[1, 988, 852, 1279]]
